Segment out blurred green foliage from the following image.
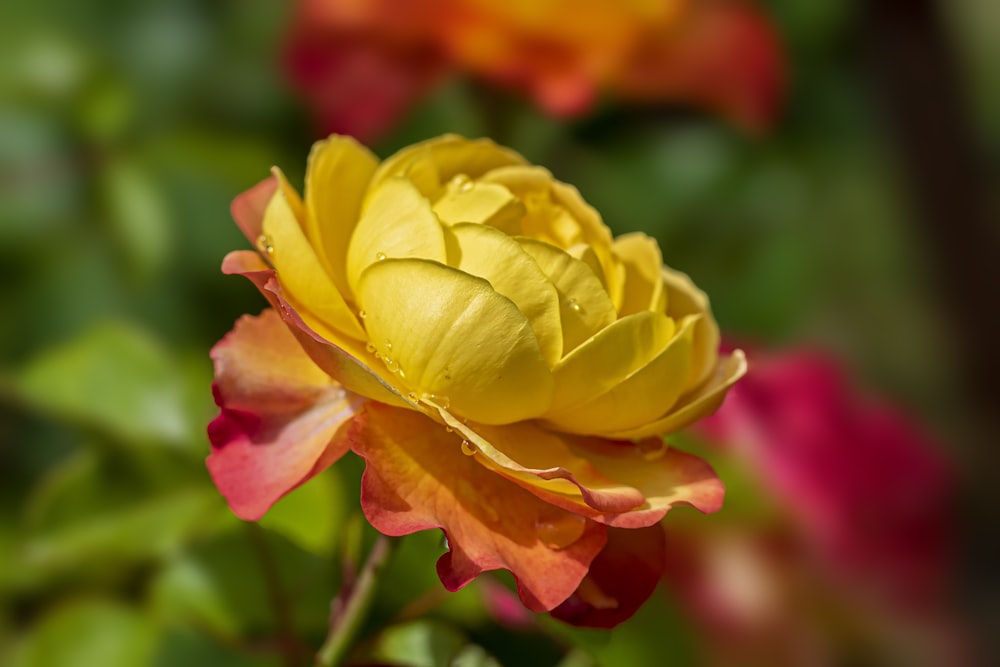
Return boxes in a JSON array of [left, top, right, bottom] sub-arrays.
[[1, 0, 995, 665]]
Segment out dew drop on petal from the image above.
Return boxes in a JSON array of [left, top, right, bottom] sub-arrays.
[[460, 440, 477, 456], [375, 251, 387, 261], [567, 298, 582, 313], [358, 310, 367, 319], [636, 438, 667, 461], [256, 234, 274, 255], [384, 339, 393, 351], [535, 513, 587, 550], [365, 342, 377, 353], [444, 426, 454, 433], [407, 392, 418, 402]]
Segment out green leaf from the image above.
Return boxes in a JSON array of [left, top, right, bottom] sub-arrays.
[[100, 155, 172, 283], [9, 322, 189, 446], [370, 620, 468, 667], [11, 598, 157, 667], [257, 467, 345, 557]]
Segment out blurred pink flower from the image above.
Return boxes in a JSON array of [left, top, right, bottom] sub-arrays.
[[284, 0, 784, 141], [665, 349, 967, 665]]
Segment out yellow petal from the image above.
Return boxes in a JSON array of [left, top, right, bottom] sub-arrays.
[[517, 239, 617, 354], [261, 182, 366, 341], [432, 176, 525, 235], [450, 223, 563, 366], [371, 135, 525, 200], [357, 258, 554, 424], [600, 350, 748, 439], [662, 266, 720, 388], [549, 311, 675, 412], [542, 317, 699, 435], [304, 135, 379, 297], [346, 178, 447, 296], [614, 232, 666, 316]]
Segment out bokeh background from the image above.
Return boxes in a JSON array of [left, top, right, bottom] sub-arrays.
[[2, 0, 997, 665]]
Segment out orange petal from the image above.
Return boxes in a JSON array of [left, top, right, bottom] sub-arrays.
[[429, 408, 722, 528], [351, 402, 608, 612], [207, 309, 364, 520], [551, 525, 667, 628], [230, 176, 278, 245]]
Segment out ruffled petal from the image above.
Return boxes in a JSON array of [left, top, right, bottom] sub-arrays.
[[357, 258, 554, 424], [662, 266, 721, 389], [206, 309, 364, 520], [428, 407, 723, 528], [352, 402, 607, 611]]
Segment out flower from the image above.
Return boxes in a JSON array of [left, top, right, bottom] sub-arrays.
[[286, 0, 784, 140], [661, 349, 965, 664], [207, 134, 745, 625]]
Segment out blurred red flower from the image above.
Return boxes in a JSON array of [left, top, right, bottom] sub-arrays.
[[285, 0, 784, 141]]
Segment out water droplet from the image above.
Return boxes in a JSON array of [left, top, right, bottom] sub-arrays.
[[535, 514, 587, 550], [256, 234, 274, 255], [382, 356, 398, 373], [444, 426, 454, 433], [424, 393, 451, 410], [407, 392, 418, 401], [358, 310, 367, 319], [384, 339, 393, 351], [460, 440, 477, 456], [365, 342, 377, 353], [567, 298, 582, 313], [636, 438, 667, 461], [452, 174, 473, 192], [375, 251, 387, 261], [440, 533, 450, 550]]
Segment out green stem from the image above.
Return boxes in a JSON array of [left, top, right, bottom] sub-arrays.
[[315, 534, 397, 667]]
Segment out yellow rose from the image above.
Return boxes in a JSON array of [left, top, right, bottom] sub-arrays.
[[248, 134, 742, 433], [208, 134, 745, 626]]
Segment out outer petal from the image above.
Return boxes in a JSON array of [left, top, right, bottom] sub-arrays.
[[351, 402, 608, 612], [231, 176, 278, 244], [429, 408, 723, 528], [221, 250, 409, 409], [663, 265, 721, 389], [206, 309, 364, 520], [603, 350, 749, 439], [357, 258, 554, 424], [261, 180, 367, 340], [551, 525, 667, 628]]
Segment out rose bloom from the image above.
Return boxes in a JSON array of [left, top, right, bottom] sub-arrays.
[[661, 350, 967, 664], [207, 134, 745, 626], [287, 0, 784, 141]]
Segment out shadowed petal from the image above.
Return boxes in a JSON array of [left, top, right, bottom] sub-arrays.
[[207, 309, 365, 520], [551, 525, 667, 628], [351, 402, 607, 612]]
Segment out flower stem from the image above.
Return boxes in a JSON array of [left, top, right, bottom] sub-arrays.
[[315, 534, 397, 666]]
